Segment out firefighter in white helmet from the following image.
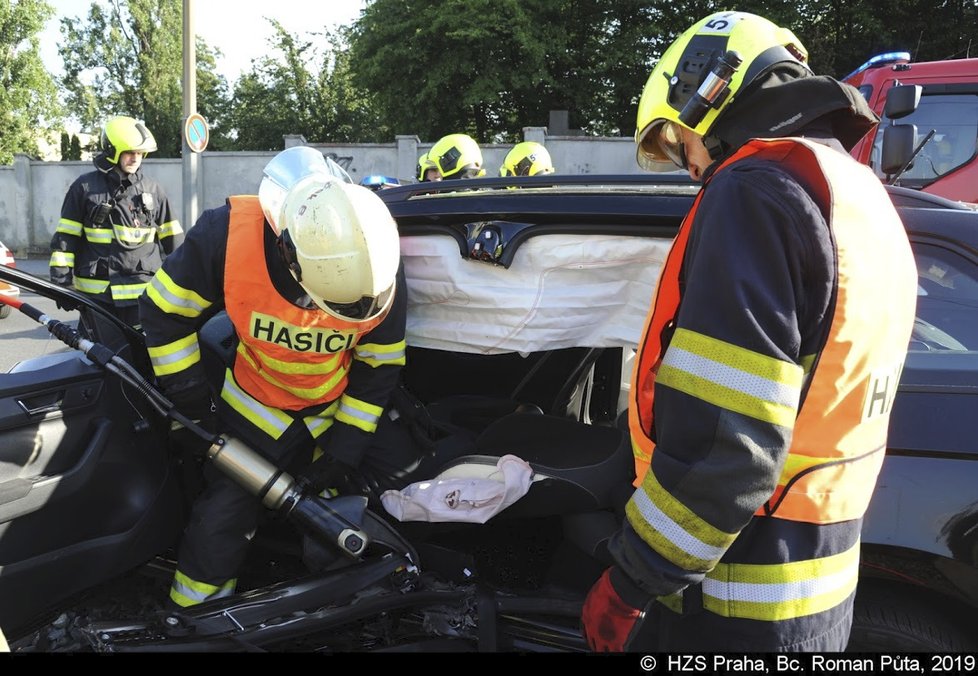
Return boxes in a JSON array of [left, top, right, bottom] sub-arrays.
[[139, 146, 410, 608]]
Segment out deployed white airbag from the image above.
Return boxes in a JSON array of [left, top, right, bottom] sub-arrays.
[[401, 234, 669, 354]]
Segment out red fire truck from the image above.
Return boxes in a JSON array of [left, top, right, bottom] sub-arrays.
[[844, 52, 978, 204]]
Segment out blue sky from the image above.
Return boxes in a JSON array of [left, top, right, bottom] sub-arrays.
[[41, 0, 366, 82]]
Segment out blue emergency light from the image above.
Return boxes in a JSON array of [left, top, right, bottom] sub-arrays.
[[359, 175, 401, 191], [842, 51, 912, 82]]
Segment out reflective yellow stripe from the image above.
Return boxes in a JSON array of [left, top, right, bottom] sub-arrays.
[[56, 218, 82, 236], [631, 433, 651, 465], [702, 542, 861, 621], [237, 345, 348, 401], [83, 227, 113, 244], [73, 276, 109, 294], [657, 328, 802, 427], [110, 282, 149, 301], [148, 333, 201, 377], [159, 220, 184, 238], [626, 467, 739, 572], [335, 394, 383, 433], [304, 402, 340, 440], [778, 452, 832, 481], [220, 369, 293, 439], [113, 223, 156, 245], [354, 339, 407, 368], [656, 592, 683, 613], [49, 251, 74, 267], [169, 570, 236, 607], [241, 342, 344, 375], [146, 268, 212, 318]]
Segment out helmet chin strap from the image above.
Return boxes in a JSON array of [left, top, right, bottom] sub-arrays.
[[703, 134, 730, 162], [94, 152, 115, 174], [276, 229, 304, 282]]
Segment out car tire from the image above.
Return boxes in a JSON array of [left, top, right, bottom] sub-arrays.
[[848, 584, 977, 652], [0, 303, 10, 319]]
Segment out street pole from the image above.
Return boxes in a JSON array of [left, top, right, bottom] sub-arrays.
[[182, 0, 199, 231]]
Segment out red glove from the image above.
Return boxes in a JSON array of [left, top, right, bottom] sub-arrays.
[[581, 567, 650, 652]]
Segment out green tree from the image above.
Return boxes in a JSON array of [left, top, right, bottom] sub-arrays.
[[346, 0, 693, 141], [60, 131, 70, 160], [225, 19, 381, 150], [786, 0, 978, 79], [0, 0, 62, 163], [69, 134, 82, 160], [345, 0, 978, 141], [58, 0, 231, 157]]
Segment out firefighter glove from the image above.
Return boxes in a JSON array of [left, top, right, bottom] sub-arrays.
[[303, 454, 358, 497], [581, 566, 652, 652]]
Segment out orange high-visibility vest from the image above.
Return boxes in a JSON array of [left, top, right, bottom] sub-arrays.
[[224, 195, 386, 411], [628, 138, 917, 524]]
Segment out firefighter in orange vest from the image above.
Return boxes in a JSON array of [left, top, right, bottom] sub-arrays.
[[139, 146, 408, 608], [580, 12, 918, 651]]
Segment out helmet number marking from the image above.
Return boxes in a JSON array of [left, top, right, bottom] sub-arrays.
[[701, 12, 742, 33]]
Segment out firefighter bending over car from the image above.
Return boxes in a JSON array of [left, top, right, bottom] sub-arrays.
[[139, 146, 409, 608], [581, 11, 918, 652]]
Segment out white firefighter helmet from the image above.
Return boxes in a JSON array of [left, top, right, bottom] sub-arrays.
[[276, 179, 400, 323], [259, 145, 353, 236]]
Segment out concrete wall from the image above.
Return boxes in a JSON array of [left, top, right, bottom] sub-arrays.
[[0, 128, 658, 255]]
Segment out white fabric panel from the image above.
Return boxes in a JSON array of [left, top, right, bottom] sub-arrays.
[[381, 454, 535, 524], [401, 233, 671, 355]]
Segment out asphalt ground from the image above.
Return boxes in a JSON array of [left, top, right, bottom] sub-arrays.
[[0, 257, 74, 373]]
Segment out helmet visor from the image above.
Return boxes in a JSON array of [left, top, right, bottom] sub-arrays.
[[637, 120, 687, 171], [319, 283, 395, 323], [455, 164, 486, 179]]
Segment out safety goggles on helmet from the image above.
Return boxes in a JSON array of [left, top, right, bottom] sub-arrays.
[[455, 164, 486, 179], [639, 120, 688, 170], [323, 288, 395, 322]]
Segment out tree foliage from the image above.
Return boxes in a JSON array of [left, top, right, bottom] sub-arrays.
[[0, 0, 62, 163], [69, 134, 82, 160], [40, 0, 978, 150], [58, 0, 231, 157], [346, 0, 698, 141], [783, 0, 978, 78], [59, 131, 82, 160], [346, 0, 978, 141], [225, 19, 381, 150]]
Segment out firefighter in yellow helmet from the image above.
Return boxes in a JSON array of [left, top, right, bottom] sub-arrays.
[[49, 116, 182, 328], [499, 141, 555, 177], [416, 152, 439, 182], [426, 134, 485, 180], [139, 146, 412, 608], [581, 11, 918, 652]]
